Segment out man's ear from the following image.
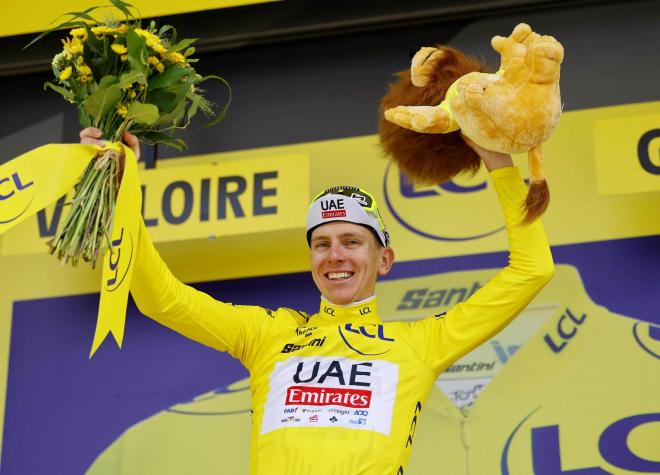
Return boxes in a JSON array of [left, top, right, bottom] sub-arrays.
[[378, 247, 395, 276]]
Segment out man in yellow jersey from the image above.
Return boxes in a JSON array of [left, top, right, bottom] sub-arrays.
[[80, 127, 554, 474]]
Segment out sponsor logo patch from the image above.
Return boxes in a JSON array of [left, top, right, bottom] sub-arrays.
[[322, 209, 347, 219], [261, 357, 398, 435], [281, 337, 326, 354], [285, 386, 371, 408]]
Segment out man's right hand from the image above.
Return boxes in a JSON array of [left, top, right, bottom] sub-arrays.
[[79, 128, 141, 161]]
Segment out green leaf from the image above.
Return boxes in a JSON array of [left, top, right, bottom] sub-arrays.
[[183, 47, 195, 57], [84, 75, 121, 118], [85, 39, 115, 79], [167, 74, 196, 114], [126, 102, 159, 125], [126, 28, 147, 76], [48, 5, 102, 27], [44, 82, 74, 102], [158, 24, 177, 44], [154, 99, 186, 126], [118, 69, 146, 88], [197, 75, 232, 127], [60, 11, 99, 23], [78, 107, 93, 128], [110, 0, 136, 19], [139, 131, 187, 151], [24, 20, 88, 49], [85, 27, 104, 54], [167, 38, 197, 53], [147, 66, 194, 91], [146, 89, 179, 114]]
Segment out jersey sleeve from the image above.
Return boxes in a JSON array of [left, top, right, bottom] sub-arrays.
[[129, 218, 272, 369], [409, 166, 555, 375]]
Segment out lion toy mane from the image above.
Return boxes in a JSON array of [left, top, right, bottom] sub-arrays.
[[379, 23, 564, 223]]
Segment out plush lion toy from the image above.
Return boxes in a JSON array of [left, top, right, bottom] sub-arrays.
[[380, 23, 564, 223]]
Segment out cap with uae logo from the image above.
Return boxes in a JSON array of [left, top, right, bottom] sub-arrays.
[[306, 185, 390, 247]]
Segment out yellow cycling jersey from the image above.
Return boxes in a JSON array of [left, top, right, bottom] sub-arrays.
[[129, 166, 554, 474]]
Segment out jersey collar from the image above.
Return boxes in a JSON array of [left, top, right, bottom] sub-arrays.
[[314, 296, 382, 324]]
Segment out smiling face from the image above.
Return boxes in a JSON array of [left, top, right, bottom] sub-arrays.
[[310, 221, 395, 305]]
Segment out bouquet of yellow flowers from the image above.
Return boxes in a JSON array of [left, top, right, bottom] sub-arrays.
[[29, 0, 230, 267]]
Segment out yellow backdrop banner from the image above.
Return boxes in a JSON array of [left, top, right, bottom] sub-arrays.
[[0, 0, 277, 38], [593, 113, 660, 195]]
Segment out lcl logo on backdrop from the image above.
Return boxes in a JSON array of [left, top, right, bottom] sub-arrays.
[[632, 322, 660, 359], [382, 163, 505, 241], [638, 129, 660, 176], [0, 171, 35, 224], [501, 407, 660, 474]]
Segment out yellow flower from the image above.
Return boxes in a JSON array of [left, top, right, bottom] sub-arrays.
[[111, 43, 128, 55], [77, 64, 93, 83], [167, 52, 186, 64], [78, 64, 92, 76], [120, 54, 128, 62], [135, 28, 166, 52], [116, 104, 128, 117], [62, 37, 84, 56], [117, 24, 129, 33], [153, 43, 167, 55], [70, 28, 88, 41], [76, 55, 84, 65], [147, 56, 159, 66], [59, 66, 73, 81], [155, 62, 165, 73], [91, 26, 109, 37], [128, 89, 137, 99]]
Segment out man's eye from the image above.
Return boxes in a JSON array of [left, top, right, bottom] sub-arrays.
[[347, 240, 361, 247], [313, 242, 329, 249]]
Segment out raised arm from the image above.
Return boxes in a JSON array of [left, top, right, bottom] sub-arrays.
[[131, 218, 274, 367], [80, 129, 271, 367], [411, 140, 554, 375]]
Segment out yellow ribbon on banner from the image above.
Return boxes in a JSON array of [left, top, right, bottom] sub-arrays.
[[0, 142, 141, 357], [0, 144, 99, 232], [91, 144, 141, 356]]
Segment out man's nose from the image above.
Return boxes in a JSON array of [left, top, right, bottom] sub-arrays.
[[328, 241, 345, 261]]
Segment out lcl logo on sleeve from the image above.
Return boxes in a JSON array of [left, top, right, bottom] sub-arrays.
[[382, 163, 504, 241]]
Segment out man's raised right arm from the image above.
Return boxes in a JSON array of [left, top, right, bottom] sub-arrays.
[[80, 128, 270, 366]]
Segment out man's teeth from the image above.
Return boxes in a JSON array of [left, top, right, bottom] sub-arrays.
[[328, 272, 353, 280]]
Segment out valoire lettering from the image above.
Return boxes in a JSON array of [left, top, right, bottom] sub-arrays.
[[37, 171, 279, 238], [141, 171, 278, 227], [2, 154, 309, 256]]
